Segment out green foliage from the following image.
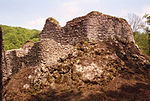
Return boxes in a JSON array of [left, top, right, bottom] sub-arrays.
[[134, 32, 149, 55], [0, 25, 40, 50]]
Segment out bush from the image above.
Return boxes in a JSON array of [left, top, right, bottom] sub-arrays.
[[134, 32, 149, 55]]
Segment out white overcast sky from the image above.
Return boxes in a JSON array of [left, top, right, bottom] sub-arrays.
[[0, 0, 150, 30]]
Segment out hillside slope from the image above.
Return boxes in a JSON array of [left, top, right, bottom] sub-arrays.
[[0, 25, 40, 50]]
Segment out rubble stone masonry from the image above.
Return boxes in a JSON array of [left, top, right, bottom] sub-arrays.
[[2, 11, 135, 82]]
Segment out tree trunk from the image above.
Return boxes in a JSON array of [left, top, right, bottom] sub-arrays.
[[149, 33, 150, 56], [0, 27, 3, 100]]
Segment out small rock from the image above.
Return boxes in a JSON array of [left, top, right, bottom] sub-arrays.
[[72, 51, 78, 57], [76, 60, 80, 64], [28, 75, 32, 79], [23, 84, 30, 89]]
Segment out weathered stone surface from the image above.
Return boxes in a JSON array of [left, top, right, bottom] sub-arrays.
[[2, 11, 150, 101], [39, 11, 134, 44], [2, 41, 35, 83], [2, 11, 136, 82]]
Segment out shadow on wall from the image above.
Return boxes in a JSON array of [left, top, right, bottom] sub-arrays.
[[82, 82, 150, 101], [27, 82, 150, 101], [20, 42, 42, 67], [26, 65, 150, 101], [28, 88, 82, 101]]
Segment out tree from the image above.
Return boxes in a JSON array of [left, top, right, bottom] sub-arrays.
[[134, 32, 149, 55], [127, 13, 144, 32], [143, 14, 150, 55]]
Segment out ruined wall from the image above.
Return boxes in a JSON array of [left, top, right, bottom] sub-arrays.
[[2, 41, 41, 82], [86, 12, 134, 43], [2, 11, 136, 82], [39, 16, 89, 45], [39, 11, 134, 44], [35, 39, 73, 66], [37, 11, 135, 68]]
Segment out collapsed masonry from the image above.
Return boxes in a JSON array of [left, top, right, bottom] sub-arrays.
[[2, 11, 150, 101]]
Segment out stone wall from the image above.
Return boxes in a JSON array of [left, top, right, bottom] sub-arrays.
[[37, 11, 135, 69], [39, 11, 134, 44], [2, 11, 136, 82], [2, 41, 41, 82]]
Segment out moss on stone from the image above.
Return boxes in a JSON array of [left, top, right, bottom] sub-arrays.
[[47, 17, 60, 26], [87, 11, 101, 16]]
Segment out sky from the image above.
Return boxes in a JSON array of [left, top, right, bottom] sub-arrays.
[[0, 0, 150, 30]]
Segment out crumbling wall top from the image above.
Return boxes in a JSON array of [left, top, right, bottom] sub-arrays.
[[39, 11, 134, 44], [46, 17, 60, 27]]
